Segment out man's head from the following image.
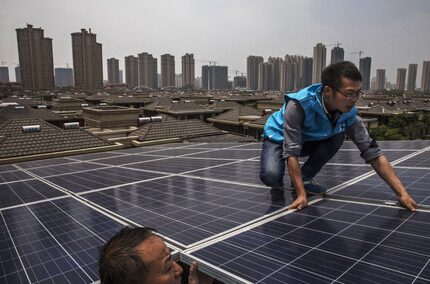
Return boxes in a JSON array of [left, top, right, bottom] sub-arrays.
[[321, 61, 363, 113], [100, 227, 183, 284]]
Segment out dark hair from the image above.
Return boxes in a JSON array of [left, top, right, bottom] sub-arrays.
[[99, 226, 155, 284], [321, 61, 362, 90]]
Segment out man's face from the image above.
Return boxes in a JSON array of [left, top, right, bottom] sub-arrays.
[[324, 76, 362, 113], [137, 235, 183, 284]]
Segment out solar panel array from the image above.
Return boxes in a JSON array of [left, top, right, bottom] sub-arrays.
[[0, 140, 429, 283]]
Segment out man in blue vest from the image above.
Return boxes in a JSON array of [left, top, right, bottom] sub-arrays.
[[260, 61, 417, 211]]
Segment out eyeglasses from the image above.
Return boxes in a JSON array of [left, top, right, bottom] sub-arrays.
[[332, 87, 363, 100]]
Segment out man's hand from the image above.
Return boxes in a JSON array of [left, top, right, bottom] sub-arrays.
[[398, 193, 417, 212], [287, 195, 307, 210], [189, 261, 213, 284]]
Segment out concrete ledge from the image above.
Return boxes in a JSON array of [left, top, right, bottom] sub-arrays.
[[131, 138, 182, 147], [0, 142, 125, 165], [109, 136, 139, 147]]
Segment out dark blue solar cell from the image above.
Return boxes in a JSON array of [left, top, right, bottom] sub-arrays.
[[260, 264, 333, 284], [291, 249, 356, 280], [0, 170, 32, 183], [318, 236, 375, 259], [219, 252, 284, 282], [363, 245, 429, 276], [337, 262, 417, 283]]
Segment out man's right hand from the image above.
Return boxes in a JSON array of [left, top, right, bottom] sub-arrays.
[[287, 195, 308, 210]]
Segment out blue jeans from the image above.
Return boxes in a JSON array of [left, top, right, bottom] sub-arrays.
[[259, 133, 345, 189]]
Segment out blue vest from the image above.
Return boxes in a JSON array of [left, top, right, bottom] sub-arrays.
[[263, 83, 357, 143]]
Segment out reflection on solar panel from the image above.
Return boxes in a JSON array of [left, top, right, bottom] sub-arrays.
[[0, 179, 66, 209], [329, 168, 430, 206], [80, 176, 292, 248], [0, 141, 429, 284], [0, 197, 125, 283], [183, 199, 430, 283]]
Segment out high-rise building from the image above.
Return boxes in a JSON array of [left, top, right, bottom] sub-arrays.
[[0, 67, 9, 83], [407, 63, 418, 91], [138, 52, 157, 89], [268, 57, 282, 91], [246, 55, 263, 90], [119, 70, 123, 84], [359, 57, 372, 90], [421, 61, 430, 92], [258, 62, 274, 91], [161, 54, 175, 88], [15, 66, 21, 83], [375, 69, 386, 90], [54, 68, 73, 87], [181, 53, 195, 89], [396, 68, 407, 90], [280, 55, 297, 92], [312, 43, 326, 84], [299, 56, 313, 89], [233, 76, 246, 88], [330, 46, 344, 64], [71, 28, 103, 90], [16, 24, 54, 90], [125, 55, 138, 89], [201, 65, 228, 90], [107, 58, 119, 84]]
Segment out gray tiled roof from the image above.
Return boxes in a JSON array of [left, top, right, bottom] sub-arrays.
[[0, 105, 63, 121], [131, 119, 222, 141], [213, 106, 262, 122], [0, 119, 114, 159]]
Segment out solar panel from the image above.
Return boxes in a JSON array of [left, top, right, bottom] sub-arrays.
[[123, 157, 234, 174], [0, 197, 124, 283], [182, 199, 430, 284], [327, 149, 414, 165], [0, 179, 66, 209], [82, 154, 161, 166], [15, 157, 77, 169], [79, 175, 292, 248], [328, 168, 430, 206], [0, 169, 33, 183], [44, 167, 167, 193], [27, 162, 106, 177], [341, 140, 430, 150], [187, 161, 373, 190], [396, 151, 430, 168], [67, 151, 126, 161], [185, 149, 261, 160]]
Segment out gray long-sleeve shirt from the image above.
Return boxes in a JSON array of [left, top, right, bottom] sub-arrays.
[[283, 99, 381, 162]]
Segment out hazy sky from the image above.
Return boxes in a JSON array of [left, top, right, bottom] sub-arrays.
[[1, 0, 429, 84]]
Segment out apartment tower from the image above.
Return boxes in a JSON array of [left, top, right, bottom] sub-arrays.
[[246, 55, 263, 90], [71, 28, 103, 90], [16, 24, 54, 90], [107, 58, 119, 84], [312, 43, 326, 83], [161, 54, 175, 88], [181, 53, 195, 89]]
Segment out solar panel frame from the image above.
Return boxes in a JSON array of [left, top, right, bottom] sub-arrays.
[[182, 198, 430, 284]]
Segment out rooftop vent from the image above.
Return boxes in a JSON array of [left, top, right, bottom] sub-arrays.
[[22, 125, 41, 133], [14, 105, 25, 110], [63, 122, 80, 130], [138, 116, 163, 125]]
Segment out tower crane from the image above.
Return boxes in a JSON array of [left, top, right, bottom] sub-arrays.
[[326, 42, 342, 48], [197, 60, 219, 66], [350, 50, 364, 60]]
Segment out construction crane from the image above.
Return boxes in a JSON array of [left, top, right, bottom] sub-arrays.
[[350, 50, 364, 60], [326, 42, 342, 48], [197, 60, 219, 66]]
